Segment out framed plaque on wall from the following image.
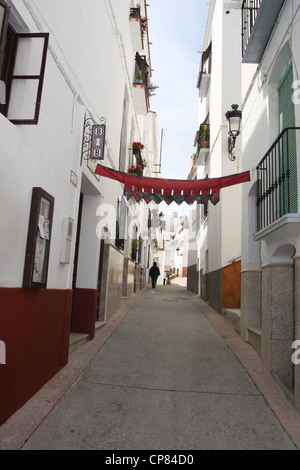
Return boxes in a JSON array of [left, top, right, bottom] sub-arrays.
[[23, 187, 55, 289]]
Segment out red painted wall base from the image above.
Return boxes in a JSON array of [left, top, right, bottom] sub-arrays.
[[72, 288, 97, 340], [0, 288, 72, 426]]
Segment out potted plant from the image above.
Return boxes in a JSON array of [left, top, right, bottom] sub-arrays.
[[141, 17, 147, 35], [135, 71, 144, 83], [128, 164, 144, 176], [199, 123, 210, 148], [132, 141, 144, 154]]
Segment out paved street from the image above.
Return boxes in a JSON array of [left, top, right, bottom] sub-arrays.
[[1, 279, 300, 450]]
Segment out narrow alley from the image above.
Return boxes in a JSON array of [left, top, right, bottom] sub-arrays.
[[1, 279, 300, 451]]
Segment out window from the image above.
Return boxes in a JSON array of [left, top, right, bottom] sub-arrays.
[[0, 0, 49, 124]]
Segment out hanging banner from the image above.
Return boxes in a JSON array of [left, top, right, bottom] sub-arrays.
[[123, 190, 220, 206], [95, 164, 251, 205]]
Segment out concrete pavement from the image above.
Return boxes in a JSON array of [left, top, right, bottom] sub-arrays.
[[1, 278, 300, 450]]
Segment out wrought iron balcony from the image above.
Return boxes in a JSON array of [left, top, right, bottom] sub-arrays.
[[242, 0, 285, 63], [196, 43, 212, 98], [256, 127, 299, 231], [130, 7, 141, 18], [193, 123, 210, 166], [129, 7, 145, 51]]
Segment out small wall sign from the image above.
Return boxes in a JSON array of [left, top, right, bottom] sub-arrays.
[[70, 170, 78, 187]]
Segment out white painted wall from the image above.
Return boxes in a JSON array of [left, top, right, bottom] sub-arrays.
[[241, 0, 300, 268], [0, 0, 156, 290], [194, 0, 243, 275]]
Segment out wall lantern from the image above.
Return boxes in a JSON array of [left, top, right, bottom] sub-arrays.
[[225, 104, 242, 161]]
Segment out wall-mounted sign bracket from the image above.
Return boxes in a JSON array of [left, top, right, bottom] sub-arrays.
[[81, 116, 106, 161]]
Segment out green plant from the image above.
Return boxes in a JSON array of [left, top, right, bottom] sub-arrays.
[[135, 71, 144, 82], [141, 17, 147, 34], [131, 239, 142, 261], [148, 83, 159, 96], [199, 124, 210, 142]]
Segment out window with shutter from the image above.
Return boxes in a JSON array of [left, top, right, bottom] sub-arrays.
[[0, 0, 9, 74], [278, 64, 298, 215], [6, 33, 49, 124], [0, 0, 49, 125], [0, 0, 9, 110]]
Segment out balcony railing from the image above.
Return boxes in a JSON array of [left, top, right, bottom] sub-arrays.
[[242, 0, 285, 63], [256, 127, 299, 231], [132, 53, 150, 114], [242, 0, 262, 58], [129, 7, 145, 51], [134, 53, 149, 86], [130, 7, 141, 18], [197, 43, 212, 98]]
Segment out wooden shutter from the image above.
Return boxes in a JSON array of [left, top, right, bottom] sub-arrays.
[[7, 33, 49, 124], [278, 64, 298, 215], [0, 0, 9, 76]]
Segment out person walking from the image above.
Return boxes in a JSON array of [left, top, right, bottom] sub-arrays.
[[149, 261, 160, 289]]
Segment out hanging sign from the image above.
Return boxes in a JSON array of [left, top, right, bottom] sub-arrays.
[[91, 124, 106, 159]]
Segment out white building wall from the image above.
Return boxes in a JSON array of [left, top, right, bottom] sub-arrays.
[[240, 0, 300, 409], [0, 47, 83, 289], [0, 0, 159, 425], [241, 1, 300, 271], [196, 0, 243, 274], [220, 4, 242, 268], [0, 0, 154, 291]]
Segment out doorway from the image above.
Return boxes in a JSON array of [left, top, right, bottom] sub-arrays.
[[71, 175, 103, 339], [71, 192, 84, 331]]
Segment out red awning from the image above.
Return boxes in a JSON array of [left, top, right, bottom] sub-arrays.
[[95, 164, 251, 205]]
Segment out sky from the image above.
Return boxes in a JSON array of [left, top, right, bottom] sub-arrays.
[[147, 0, 210, 181]]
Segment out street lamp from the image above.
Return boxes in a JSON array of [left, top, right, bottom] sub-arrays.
[[225, 104, 242, 161]]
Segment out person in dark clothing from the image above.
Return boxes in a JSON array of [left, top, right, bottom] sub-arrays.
[[149, 262, 160, 288]]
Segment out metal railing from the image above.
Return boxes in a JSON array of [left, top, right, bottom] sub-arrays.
[[241, 0, 262, 57], [133, 53, 150, 111], [130, 7, 141, 18], [256, 127, 300, 231], [134, 53, 149, 86], [196, 123, 210, 154]]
